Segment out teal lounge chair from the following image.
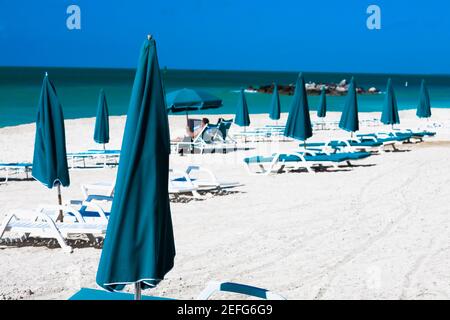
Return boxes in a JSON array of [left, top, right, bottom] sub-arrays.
[[359, 130, 435, 144], [215, 119, 238, 144], [69, 281, 285, 300], [244, 150, 371, 175], [301, 137, 392, 153]]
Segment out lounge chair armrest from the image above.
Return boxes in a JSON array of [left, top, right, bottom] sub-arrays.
[[37, 204, 86, 223], [185, 165, 218, 182], [328, 139, 350, 147], [359, 135, 377, 142], [197, 281, 286, 300], [169, 168, 195, 185]]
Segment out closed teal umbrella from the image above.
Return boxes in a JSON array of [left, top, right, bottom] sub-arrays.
[[96, 36, 175, 298], [269, 83, 281, 121], [339, 77, 359, 134], [317, 86, 327, 118], [417, 79, 432, 118], [381, 78, 400, 126], [93, 89, 110, 148], [283, 73, 312, 141], [235, 88, 250, 127], [32, 73, 70, 222]]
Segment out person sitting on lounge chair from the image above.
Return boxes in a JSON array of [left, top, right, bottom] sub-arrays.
[[173, 118, 210, 143], [186, 117, 209, 139]]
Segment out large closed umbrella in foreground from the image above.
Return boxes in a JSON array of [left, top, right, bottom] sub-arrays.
[[32, 73, 70, 222], [317, 86, 327, 118], [283, 73, 312, 142], [96, 36, 175, 299], [269, 83, 281, 121], [339, 77, 359, 135], [93, 89, 110, 149], [381, 78, 400, 127], [417, 79, 432, 118]]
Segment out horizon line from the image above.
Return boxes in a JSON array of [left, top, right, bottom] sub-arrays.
[[1, 65, 450, 77]]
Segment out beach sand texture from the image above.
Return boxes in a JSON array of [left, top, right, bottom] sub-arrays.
[[1, 109, 450, 300]]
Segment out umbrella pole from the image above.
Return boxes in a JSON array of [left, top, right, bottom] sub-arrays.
[[56, 183, 64, 222], [244, 127, 247, 144], [103, 143, 106, 151], [134, 282, 142, 300]]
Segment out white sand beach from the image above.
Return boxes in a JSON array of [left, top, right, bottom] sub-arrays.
[[1, 109, 450, 300]]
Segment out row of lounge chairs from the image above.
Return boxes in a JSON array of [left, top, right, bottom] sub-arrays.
[[0, 165, 240, 252], [170, 117, 395, 154], [243, 130, 436, 175], [0, 150, 121, 183]]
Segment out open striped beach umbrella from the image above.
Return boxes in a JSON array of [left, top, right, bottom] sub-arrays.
[[283, 73, 312, 141], [381, 78, 400, 126], [317, 86, 327, 118], [235, 88, 250, 127], [32, 73, 70, 222], [269, 83, 281, 121], [96, 36, 175, 299], [416, 79, 432, 118], [93, 89, 110, 148], [339, 77, 359, 134]]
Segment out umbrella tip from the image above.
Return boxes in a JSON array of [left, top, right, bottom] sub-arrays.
[[147, 34, 152, 40]]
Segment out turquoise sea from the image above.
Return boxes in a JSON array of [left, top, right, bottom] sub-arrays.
[[1, 67, 450, 128]]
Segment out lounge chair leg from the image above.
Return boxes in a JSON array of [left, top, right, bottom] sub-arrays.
[[86, 234, 96, 243], [0, 213, 16, 239], [37, 213, 73, 253]]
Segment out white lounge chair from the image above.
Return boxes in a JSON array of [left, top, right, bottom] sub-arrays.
[[0, 163, 32, 185], [0, 206, 107, 253], [81, 166, 236, 201], [172, 124, 231, 154], [80, 169, 204, 202], [67, 150, 120, 169], [170, 165, 241, 191]]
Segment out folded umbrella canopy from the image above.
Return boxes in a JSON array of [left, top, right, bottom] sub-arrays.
[[269, 83, 281, 121], [96, 36, 175, 299], [283, 73, 312, 141], [93, 88, 110, 148], [339, 77, 359, 134], [317, 86, 327, 118], [32, 73, 70, 222], [416, 79, 432, 118], [234, 88, 251, 127], [381, 78, 400, 126]]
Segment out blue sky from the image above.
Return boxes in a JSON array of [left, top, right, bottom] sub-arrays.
[[0, 0, 449, 74]]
